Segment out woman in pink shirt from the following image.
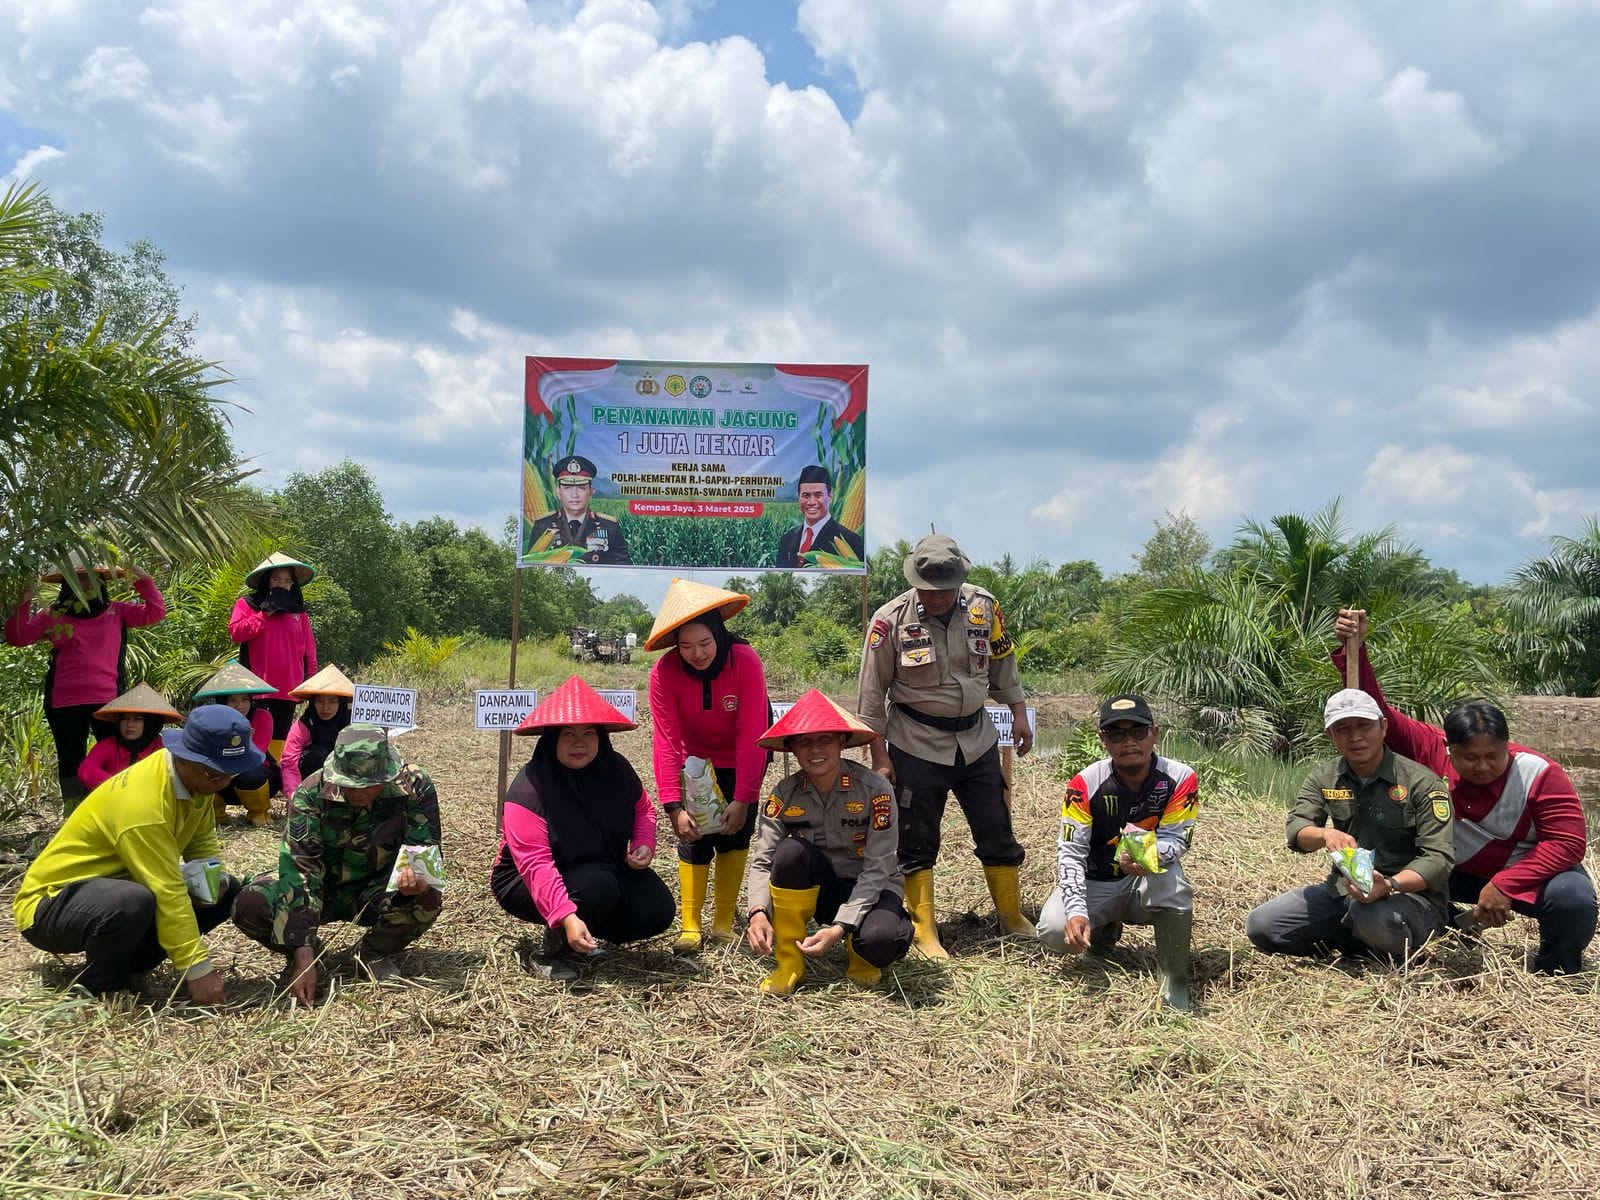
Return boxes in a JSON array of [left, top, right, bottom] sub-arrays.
[[279, 665, 355, 798], [193, 662, 279, 825], [228, 552, 318, 764], [644, 580, 771, 954], [5, 560, 166, 808], [490, 676, 673, 981], [76, 683, 182, 796]]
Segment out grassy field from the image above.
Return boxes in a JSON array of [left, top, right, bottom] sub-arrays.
[[3, 692, 1599, 1199]]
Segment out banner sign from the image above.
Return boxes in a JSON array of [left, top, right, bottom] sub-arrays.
[[475, 690, 540, 730], [520, 357, 868, 573], [352, 684, 418, 732]]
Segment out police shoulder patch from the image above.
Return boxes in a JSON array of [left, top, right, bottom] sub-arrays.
[[764, 794, 783, 818], [871, 793, 893, 831], [867, 619, 889, 650]]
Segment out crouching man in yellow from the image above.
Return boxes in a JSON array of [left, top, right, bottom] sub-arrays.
[[744, 691, 912, 994], [12, 705, 261, 1003]]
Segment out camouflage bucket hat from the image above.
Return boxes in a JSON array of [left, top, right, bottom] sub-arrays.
[[323, 723, 403, 790]]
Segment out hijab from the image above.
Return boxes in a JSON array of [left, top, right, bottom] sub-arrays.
[[52, 578, 110, 619], [526, 727, 640, 865], [115, 716, 163, 757], [246, 579, 308, 614], [674, 610, 749, 710]]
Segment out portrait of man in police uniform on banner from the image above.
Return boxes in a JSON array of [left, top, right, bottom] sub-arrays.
[[525, 455, 632, 565]]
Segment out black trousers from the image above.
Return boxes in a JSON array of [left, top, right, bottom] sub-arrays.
[[262, 699, 297, 741], [493, 855, 675, 946], [676, 766, 757, 864], [768, 836, 912, 967], [45, 703, 114, 799], [1451, 867, 1598, 974], [889, 743, 1024, 875], [23, 874, 241, 993]]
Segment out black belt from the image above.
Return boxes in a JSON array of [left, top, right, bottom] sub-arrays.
[[897, 705, 983, 732]]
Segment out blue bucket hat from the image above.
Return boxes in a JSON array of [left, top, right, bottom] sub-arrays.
[[162, 706, 266, 776]]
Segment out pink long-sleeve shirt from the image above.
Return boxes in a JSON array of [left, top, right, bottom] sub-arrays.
[[227, 598, 317, 701], [499, 789, 657, 925], [648, 642, 770, 808], [5, 577, 166, 708], [280, 719, 312, 796], [77, 737, 161, 791], [1333, 642, 1588, 904]]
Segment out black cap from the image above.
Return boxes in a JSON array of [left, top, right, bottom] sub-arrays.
[[1098, 694, 1154, 728], [554, 455, 598, 484], [797, 464, 832, 488]]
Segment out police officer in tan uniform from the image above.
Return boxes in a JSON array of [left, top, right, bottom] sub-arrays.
[[744, 690, 911, 995], [526, 455, 631, 565], [855, 534, 1034, 958]]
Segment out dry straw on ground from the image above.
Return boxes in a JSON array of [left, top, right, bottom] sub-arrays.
[[3, 696, 1598, 1199]]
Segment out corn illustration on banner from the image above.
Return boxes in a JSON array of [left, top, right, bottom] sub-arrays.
[[521, 357, 868, 573]]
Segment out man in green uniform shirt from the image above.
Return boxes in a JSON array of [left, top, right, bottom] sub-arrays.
[[1247, 688, 1454, 963], [233, 724, 444, 1006]]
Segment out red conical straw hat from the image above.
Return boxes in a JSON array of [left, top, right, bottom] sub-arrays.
[[515, 675, 635, 735], [289, 664, 355, 699], [93, 681, 182, 723], [644, 578, 750, 651], [757, 689, 876, 751]]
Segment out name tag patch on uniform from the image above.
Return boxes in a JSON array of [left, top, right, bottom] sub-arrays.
[[1430, 791, 1450, 821], [871, 793, 893, 831], [1388, 784, 1408, 804], [1321, 788, 1354, 801], [868, 619, 889, 650], [900, 624, 934, 667], [845, 800, 865, 814], [764, 794, 783, 818], [782, 806, 807, 819]]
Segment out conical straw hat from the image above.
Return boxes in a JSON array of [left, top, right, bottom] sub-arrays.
[[757, 689, 876, 751], [643, 578, 750, 651], [515, 676, 635, 735], [93, 681, 182, 723], [42, 548, 125, 583], [244, 551, 316, 590], [290, 664, 355, 699], [194, 662, 277, 699]]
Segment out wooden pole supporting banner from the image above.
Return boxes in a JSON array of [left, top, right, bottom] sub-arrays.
[[1343, 633, 1360, 690], [497, 568, 524, 835]]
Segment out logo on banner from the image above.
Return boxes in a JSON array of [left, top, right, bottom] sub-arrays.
[[635, 375, 658, 395], [665, 374, 687, 396], [689, 375, 713, 398]]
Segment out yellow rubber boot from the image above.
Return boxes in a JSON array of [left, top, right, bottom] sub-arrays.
[[672, 861, 708, 954], [759, 884, 819, 996], [237, 780, 273, 826], [903, 870, 949, 960], [845, 937, 881, 987], [983, 864, 1036, 937], [709, 849, 747, 942], [268, 738, 286, 764], [213, 795, 229, 823]]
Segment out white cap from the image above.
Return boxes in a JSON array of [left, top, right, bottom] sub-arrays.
[[1324, 688, 1382, 729]]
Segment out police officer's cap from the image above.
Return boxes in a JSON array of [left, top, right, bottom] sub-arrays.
[[902, 533, 970, 590], [554, 455, 598, 485]]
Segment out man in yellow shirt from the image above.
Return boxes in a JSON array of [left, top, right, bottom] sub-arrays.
[[13, 705, 260, 1003]]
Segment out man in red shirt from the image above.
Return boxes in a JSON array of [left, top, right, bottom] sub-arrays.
[[1333, 609, 1595, 974]]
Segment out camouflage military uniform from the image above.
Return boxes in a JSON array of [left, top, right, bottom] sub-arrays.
[[233, 737, 443, 956]]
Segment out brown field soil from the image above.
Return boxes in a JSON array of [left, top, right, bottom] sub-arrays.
[[2, 693, 1599, 1198]]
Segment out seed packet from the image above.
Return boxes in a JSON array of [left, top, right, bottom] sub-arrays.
[[1329, 845, 1375, 894], [181, 858, 224, 904], [387, 844, 448, 890], [1116, 825, 1165, 874], [683, 756, 728, 831]]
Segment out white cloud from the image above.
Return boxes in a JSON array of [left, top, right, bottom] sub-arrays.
[[2, 0, 1599, 582]]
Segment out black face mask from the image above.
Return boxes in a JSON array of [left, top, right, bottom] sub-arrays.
[[53, 582, 110, 618], [258, 586, 306, 614]]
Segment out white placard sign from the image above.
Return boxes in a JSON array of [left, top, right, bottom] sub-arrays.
[[598, 690, 637, 724], [475, 689, 540, 730], [987, 705, 1037, 748], [769, 701, 796, 722], [352, 684, 418, 731]]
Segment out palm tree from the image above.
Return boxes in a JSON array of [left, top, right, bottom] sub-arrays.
[[0, 181, 268, 610], [1502, 517, 1600, 695]]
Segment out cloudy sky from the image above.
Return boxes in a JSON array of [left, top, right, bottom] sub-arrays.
[[5, 0, 1599, 596]]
